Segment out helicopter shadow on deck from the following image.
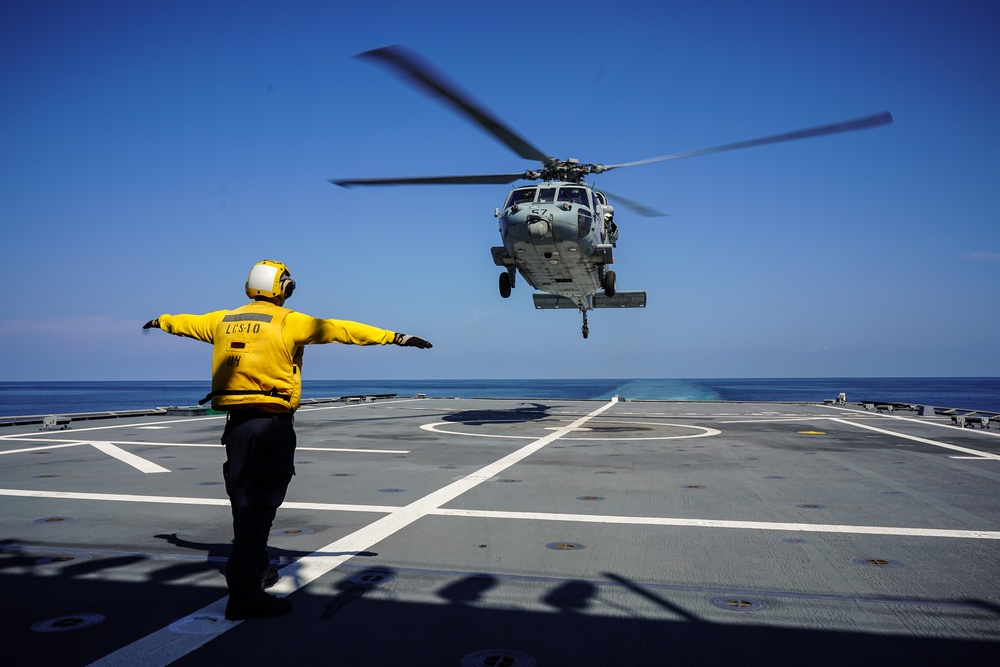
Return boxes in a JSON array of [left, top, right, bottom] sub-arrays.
[[440, 402, 556, 426]]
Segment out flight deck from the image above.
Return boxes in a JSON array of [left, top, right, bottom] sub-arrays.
[[2, 396, 998, 665]]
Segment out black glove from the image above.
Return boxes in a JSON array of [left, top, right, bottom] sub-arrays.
[[393, 333, 432, 349], [143, 319, 160, 330]]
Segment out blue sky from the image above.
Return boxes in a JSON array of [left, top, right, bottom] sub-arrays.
[[2, 0, 997, 381]]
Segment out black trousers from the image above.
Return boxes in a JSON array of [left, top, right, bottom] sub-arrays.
[[221, 410, 296, 594]]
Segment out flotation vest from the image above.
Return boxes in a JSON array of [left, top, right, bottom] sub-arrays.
[[202, 302, 300, 412]]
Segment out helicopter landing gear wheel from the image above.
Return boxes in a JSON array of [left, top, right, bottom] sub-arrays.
[[604, 270, 616, 297], [582, 311, 589, 339], [499, 271, 512, 298]]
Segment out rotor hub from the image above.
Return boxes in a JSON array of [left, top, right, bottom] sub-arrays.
[[536, 161, 607, 183]]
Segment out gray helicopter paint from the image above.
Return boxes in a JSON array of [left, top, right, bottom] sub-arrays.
[[493, 181, 623, 307]]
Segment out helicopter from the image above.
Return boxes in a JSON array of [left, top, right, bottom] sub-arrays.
[[332, 45, 892, 338]]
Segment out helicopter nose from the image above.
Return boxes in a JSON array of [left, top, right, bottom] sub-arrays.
[[527, 219, 549, 240]]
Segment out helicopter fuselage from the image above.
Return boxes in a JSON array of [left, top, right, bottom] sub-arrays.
[[492, 181, 619, 311]]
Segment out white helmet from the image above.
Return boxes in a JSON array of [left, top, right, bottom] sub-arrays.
[[245, 260, 295, 301]]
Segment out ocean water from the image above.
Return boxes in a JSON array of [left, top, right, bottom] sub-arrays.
[[1, 378, 997, 417]]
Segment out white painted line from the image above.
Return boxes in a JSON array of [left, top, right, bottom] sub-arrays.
[[429, 508, 1000, 540], [86, 442, 171, 473], [0, 437, 407, 455], [421, 418, 720, 441], [0, 399, 423, 443], [87, 397, 621, 667], [829, 418, 1000, 460], [0, 488, 231, 507], [822, 404, 1000, 439], [719, 417, 837, 424], [0, 487, 399, 513], [0, 415, 226, 439], [1, 437, 209, 446], [0, 442, 90, 455], [7, 486, 996, 541], [297, 446, 411, 454], [420, 422, 534, 439]]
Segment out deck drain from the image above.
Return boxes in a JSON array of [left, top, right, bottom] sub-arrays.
[[497, 479, 521, 483], [795, 504, 827, 509], [33, 516, 73, 524], [879, 491, 907, 496], [197, 481, 223, 486], [683, 485, 705, 489], [576, 496, 605, 501], [852, 557, 903, 568], [169, 613, 229, 634], [709, 596, 768, 612], [36, 554, 92, 565], [33, 474, 60, 479], [345, 571, 396, 586], [378, 488, 405, 493], [270, 527, 314, 536], [594, 471, 617, 474], [461, 649, 536, 667], [31, 613, 105, 632], [546, 542, 584, 551], [763, 476, 786, 480], [781, 537, 811, 544], [331, 473, 354, 477]]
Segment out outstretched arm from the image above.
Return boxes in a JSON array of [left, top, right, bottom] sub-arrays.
[[286, 312, 431, 348], [143, 312, 227, 344]]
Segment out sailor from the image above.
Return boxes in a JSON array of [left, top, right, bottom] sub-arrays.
[[143, 259, 432, 620]]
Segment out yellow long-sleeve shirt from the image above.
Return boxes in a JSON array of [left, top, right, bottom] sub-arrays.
[[158, 301, 395, 412]]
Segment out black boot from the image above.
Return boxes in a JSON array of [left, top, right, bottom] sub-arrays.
[[261, 566, 279, 590], [225, 590, 292, 620]]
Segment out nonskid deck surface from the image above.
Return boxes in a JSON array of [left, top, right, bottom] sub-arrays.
[[2, 397, 998, 665]]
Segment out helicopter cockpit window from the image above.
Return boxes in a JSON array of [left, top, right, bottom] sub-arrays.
[[505, 188, 535, 210], [557, 187, 589, 207], [537, 188, 556, 204]]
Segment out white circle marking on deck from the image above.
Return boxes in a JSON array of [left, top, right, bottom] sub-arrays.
[[421, 420, 720, 440]]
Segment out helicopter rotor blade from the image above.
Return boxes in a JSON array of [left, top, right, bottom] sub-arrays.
[[357, 45, 553, 165], [331, 172, 530, 188], [599, 189, 669, 218], [603, 111, 893, 171]]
